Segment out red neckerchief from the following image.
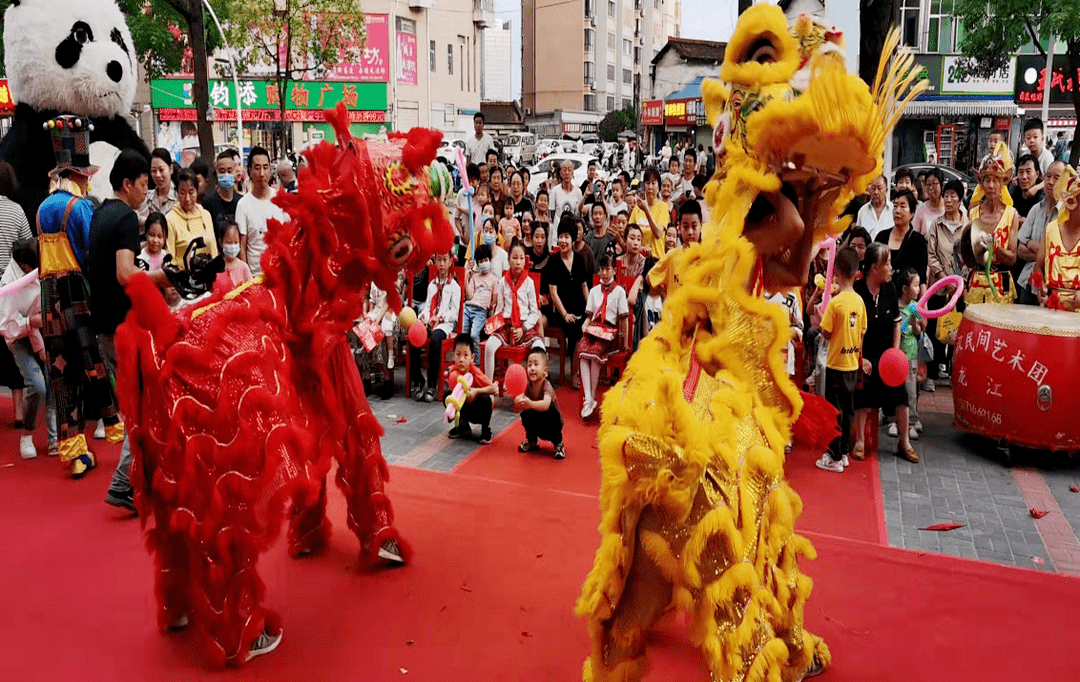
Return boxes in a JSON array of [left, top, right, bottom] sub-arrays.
[[430, 275, 449, 321], [593, 279, 616, 324], [506, 269, 528, 327]]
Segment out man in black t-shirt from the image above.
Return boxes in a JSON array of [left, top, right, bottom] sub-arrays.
[[89, 151, 172, 513]]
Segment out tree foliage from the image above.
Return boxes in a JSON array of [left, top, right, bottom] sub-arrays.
[[225, 0, 365, 155], [599, 107, 635, 143]]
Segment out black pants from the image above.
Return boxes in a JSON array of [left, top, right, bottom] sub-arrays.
[[522, 405, 563, 445], [459, 393, 492, 429], [825, 368, 857, 461], [409, 328, 448, 388]]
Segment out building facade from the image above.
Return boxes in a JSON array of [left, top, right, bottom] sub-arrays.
[[481, 20, 514, 102], [522, 0, 682, 124]]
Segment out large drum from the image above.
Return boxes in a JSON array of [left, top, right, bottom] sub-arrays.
[[952, 303, 1080, 450]]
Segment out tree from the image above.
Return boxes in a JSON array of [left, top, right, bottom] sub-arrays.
[[954, 0, 1080, 163], [599, 107, 635, 143], [226, 0, 365, 157]]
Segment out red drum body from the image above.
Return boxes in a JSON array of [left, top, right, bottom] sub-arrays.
[[952, 304, 1080, 450]]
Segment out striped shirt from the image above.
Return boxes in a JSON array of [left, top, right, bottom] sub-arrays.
[[0, 195, 32, 273]]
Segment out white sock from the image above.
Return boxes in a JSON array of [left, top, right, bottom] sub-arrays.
[[580, 358, 592, 404]]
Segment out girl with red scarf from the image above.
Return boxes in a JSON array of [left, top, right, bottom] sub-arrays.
[[576, 255, 630, 420], [483, 242, 544, 380]]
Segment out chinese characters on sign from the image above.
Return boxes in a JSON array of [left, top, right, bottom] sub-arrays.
[[326, 14, 390, 83], [150, 79, 387, 123], [663, 99, 699, 126], [397, 32, 417, 86], [1014, 55, 1080, 106], [641, 100, 663, 126], [956, 328, 1052, 395]]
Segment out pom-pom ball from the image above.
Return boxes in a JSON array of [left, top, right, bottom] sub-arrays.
[[398, 306, 417, 328], [879, 348, 909, 387], [504, 364, 528, 396], [407, 321, 428, 347]]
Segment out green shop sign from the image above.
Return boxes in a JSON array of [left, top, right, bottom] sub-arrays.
[[151, 79, 388, 123]]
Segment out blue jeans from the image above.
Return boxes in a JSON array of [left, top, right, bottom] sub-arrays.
[[9, 338, 56, 443], [461, 304, 489, 357]]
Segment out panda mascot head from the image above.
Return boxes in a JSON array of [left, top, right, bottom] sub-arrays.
[[0, 0, 149, 216], [4, 0, 137, 118]]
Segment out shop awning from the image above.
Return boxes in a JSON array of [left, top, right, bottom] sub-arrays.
[[664, 76, 704, 102], [904, 98, 1020, 117]]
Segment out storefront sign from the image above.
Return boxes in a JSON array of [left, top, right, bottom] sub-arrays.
[[562, 122, 598, 133], [1015, 55, 1080, 106], [641, 99, 663, 126], [941, 55, 1015, 95], [0, 79, 13, 115], [663, 98, 701, 127], [326, 14, 389, 83], [150, 79, 387, 119], [397, 33, 417, 85], [156, 108, 385, 123]]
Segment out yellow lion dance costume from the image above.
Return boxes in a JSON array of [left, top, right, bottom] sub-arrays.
[[576, 7, 925, 681]]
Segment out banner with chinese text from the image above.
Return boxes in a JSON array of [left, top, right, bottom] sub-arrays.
[[326, 14, 389, 83], [641, 100, 663, 126], [150, 79, 387, 123], [397, 33, 417, 85]]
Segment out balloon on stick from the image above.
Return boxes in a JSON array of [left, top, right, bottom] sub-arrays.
[[407, 321, 428, 348], [879, 348, 909, 387], [504, 364, 528, 397]]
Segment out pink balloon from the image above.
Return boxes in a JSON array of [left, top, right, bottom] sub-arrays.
[[504, 364, 528, 397], [407, 322, 428, 348], [878, 348, 909, 388]]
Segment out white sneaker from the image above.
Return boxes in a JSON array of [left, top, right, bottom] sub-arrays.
[[580, 399, 594, 420], [914, 419, 924, 433], [909, 426, 919, 441], [815, 454, 844, 473], [887, 422, 898, 438], [923, 379, 936, 393], [841, 454, 850, 468], [93, 420, 106, 440], [19, 434, 36, 459], [247, 627, 283, 661]]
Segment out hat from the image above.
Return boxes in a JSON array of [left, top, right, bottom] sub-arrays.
[[976, 141, 1013, 180], [1054, 165, 1080, 215], [42, 115, 98, 178]]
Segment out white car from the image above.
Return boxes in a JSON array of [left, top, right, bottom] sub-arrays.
[[436, 139, 467, 167], [527, 153, 606, 197], [535, 138, 564, 160]]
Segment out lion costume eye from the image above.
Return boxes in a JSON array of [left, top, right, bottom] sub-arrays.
[[745, 38, 778, 64]]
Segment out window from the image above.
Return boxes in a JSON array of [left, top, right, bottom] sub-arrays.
[[584, 61, 596, 85], [654, 0, 658, 7], [396, 16, 416, 34], [608, 32, 615, 50], [622, 98, 631, 110], [585, 0, 594, 19], [584, 94, 597, 112], [448, 44, 453, 75], [926, 0, 956, 53], [634, 46, 641, 65], [585, 29, 594, 52], [623, 68, 631, 84], [623, 38, 632, 56], [607, 64, 615, 81], [607, 96, 615, 111], [900, 0, 920, 49], [430, 40, 436, 72], [608, 0, 615, 17]]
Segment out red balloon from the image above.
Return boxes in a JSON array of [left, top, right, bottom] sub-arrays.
[[407, 322, 428, 348], [504, 363, 528, 396], [878, 348, 909, 387]]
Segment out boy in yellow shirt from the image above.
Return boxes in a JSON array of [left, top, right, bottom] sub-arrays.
[[816, 247, 867, 473]]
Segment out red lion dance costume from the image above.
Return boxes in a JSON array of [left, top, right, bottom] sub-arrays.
[[116, 105, 454, 666]]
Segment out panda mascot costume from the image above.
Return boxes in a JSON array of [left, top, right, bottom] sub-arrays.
[[0, 0, 150, 222]]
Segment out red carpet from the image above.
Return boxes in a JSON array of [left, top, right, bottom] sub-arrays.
[[457, 388, 886, 545]]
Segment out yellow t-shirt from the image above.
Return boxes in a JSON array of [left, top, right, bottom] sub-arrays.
[[166, 205, 219, 263], [821, 290, 866, 372], [629, 199, 669, 257]]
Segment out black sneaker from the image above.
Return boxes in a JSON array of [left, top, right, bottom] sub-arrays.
[[478, 427, 493, 444], [378, 539, 406, 565], [518, 439, 540, 452], [411, 382, 425, 401], [423, 387, 436, 403], [448, 425, 469, 439], [247, 627, 283, 661], [553, 443, 565, 460], [105, 488, 137, 514]]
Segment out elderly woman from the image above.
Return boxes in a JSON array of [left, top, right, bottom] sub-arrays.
[[875, 188, 928, 291], [962, 142, 1019, 304]]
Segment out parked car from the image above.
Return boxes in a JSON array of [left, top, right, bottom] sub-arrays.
[[892, 163, 976, 203], [437, 139, 467, 167], [501, 132, 537, 166], [526, 153, 606, 196], [535, 138, 564, 160]]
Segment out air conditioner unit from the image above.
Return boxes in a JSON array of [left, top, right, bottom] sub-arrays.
[[409, 0, 434, 8]]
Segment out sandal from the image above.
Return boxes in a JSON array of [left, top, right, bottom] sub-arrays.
[[900, 444, 920, 463], [851, 442, 866, 461], [518, 439, 540, 453]]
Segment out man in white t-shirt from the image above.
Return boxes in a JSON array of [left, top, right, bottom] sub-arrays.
[[547, 160, 582, 249], [465, 112, 496, 165], [237, 146, 288, 276], [856, 175, 893, 239]]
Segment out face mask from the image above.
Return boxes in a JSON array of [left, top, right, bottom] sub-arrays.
[[218, 173, 236, 190], [483, 233, 496, 246], [478, 260, 492, 274], [223, 243, 240, 259]]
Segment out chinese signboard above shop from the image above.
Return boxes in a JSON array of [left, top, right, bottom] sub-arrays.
[[941, 55, 1015, 95], [641, 100, 663, 126], [150, 79, 387, 123], [326, 14, 389, 83], [1015, 55, 1080, 106], [663, 98, 703, 127]]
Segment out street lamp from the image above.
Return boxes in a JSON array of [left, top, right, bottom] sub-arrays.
[[203, 0, 244, 167]]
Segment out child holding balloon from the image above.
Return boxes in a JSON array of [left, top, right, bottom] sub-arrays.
[[897, 267, 925, 441], [514, 347, 565, 459]]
